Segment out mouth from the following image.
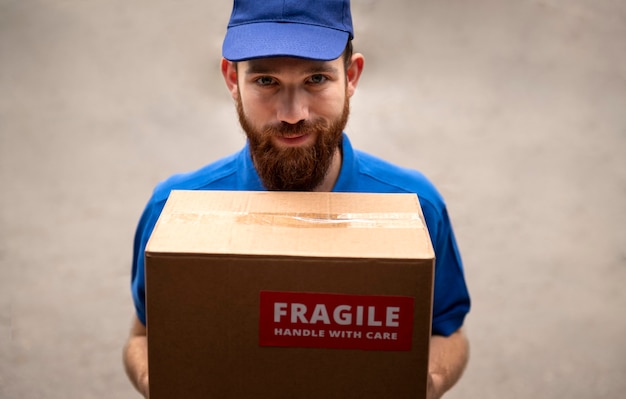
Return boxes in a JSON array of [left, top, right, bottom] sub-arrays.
[[274, 133, 312, 147]]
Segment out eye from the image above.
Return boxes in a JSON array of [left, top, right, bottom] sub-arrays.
[[308, 74, 328, 85], [255, 76, 276, 86]]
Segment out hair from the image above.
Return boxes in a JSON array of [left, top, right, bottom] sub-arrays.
[[342, 40, 354, 71]]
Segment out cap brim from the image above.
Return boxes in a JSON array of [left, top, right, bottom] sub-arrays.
[[223, 22, 350, 62]]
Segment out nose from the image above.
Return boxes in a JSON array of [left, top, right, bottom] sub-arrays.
[[276, 87, 309, 124]]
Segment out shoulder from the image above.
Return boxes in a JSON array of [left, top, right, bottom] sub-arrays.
[[135, 147, 250, 240], [150, 151, 241, 204], [351, 149, 446, 215], [134, 150, 242, 247]]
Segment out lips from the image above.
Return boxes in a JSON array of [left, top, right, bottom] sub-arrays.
[[274, 133, 312, 147], [281, 132, 307, 139]]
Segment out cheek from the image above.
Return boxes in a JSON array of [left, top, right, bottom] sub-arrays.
[[314, 91, 346, 118], [240, 94, 271, 122]]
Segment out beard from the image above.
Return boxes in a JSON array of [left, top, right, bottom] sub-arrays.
[[236, 95, 350, 191]]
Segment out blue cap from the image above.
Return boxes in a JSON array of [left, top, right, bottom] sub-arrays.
[[222, 0, 354, 62]]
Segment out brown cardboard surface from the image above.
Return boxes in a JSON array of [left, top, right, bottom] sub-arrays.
[[145, 190, 435, 399]]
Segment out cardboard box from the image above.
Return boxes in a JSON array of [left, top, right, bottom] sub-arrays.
[[145, 190, 435, 399]]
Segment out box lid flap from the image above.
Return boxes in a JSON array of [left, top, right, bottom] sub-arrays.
[[145, 190, 434, 260]]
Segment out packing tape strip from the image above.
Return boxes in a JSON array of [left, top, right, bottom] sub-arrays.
[[161, 210, 424, 229]]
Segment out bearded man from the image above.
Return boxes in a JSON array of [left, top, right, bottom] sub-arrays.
[[123, 1, 470, 398]]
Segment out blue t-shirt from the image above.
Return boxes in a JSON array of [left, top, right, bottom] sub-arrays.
[[131, 134, 470, 336]]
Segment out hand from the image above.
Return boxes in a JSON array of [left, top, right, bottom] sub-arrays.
[[427, 372, 443, 399], [139, 372, 149, 398], [123, 315, 150, 398], [426, 329, 469, 399]]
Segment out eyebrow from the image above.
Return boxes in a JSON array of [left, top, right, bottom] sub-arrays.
[[244, 61, 339, 76]]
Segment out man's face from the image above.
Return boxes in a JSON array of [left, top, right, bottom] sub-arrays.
[[234, 56, 350, 191]]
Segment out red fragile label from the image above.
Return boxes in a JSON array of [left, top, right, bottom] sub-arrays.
[[259, 291, 414, 351]]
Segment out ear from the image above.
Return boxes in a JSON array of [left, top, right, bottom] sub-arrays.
[[346, 53, 365, 98], [221, 58, 239, 100]]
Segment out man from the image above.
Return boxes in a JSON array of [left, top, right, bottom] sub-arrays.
[[123, 0, 470, 398]]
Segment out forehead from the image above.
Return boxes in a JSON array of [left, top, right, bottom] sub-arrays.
[[241, 56, 343, 76]]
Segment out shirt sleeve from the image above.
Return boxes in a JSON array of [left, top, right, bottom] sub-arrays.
[[420, 200, 471, 336], [130, 196, 167, 326]]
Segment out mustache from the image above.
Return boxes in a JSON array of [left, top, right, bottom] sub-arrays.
[[262, 119, 327, 138]]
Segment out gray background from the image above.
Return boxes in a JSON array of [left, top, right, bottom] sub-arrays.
[[1, 0, 625, 398]]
